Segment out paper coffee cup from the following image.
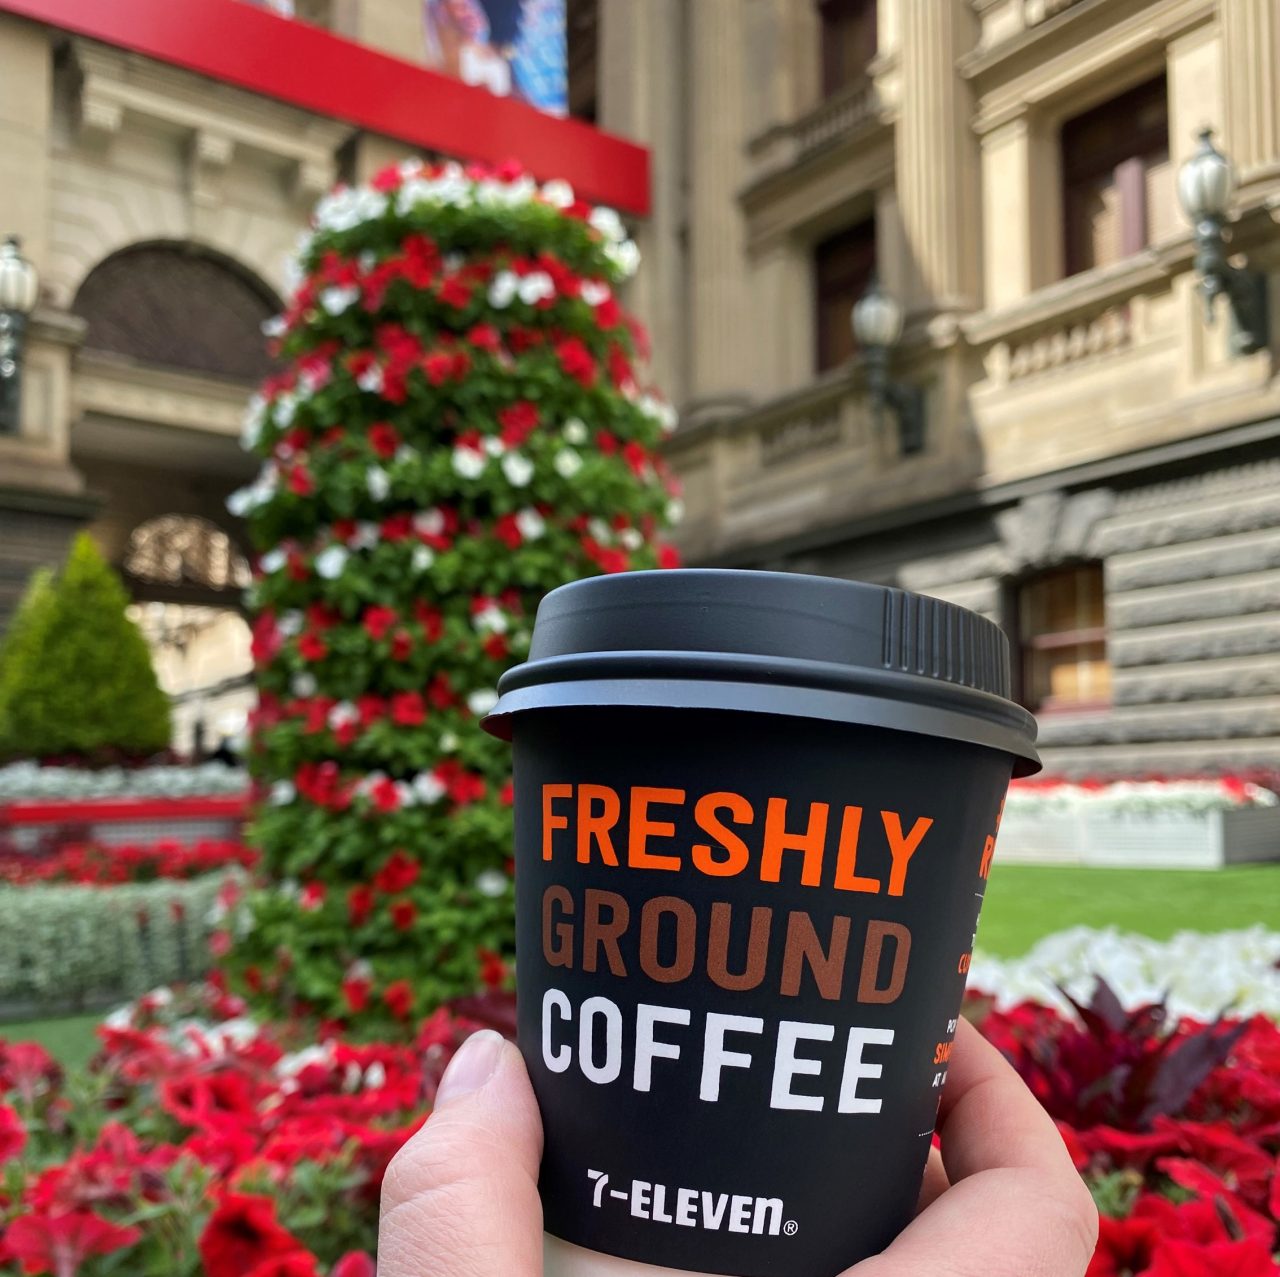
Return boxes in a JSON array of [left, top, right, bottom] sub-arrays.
[[483, 570, 1039, 1277]]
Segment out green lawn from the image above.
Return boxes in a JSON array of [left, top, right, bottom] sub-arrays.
[[1, 1011, 103, 1069], [978, 863, 1280, 957]]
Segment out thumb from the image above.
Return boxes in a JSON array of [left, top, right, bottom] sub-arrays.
[[379, 1029, 544, 1277]]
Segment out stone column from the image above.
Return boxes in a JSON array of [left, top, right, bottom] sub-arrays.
[[685, 0, 752, 414], [1220, 0, 1280, 193], [895, 0, 981, 314]]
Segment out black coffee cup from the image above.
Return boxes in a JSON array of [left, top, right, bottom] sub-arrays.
[[483, 569, 1039, 1277]]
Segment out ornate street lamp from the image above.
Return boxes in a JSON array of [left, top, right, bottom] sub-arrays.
[[851, 276, 924, 456], [1177, 129, 1269, 355], [0, 236, 39, 435]]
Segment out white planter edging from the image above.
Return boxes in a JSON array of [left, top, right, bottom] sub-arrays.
[[996, 806, 1280, 869]]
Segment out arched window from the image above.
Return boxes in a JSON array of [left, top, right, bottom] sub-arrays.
[[125, 516, 251, 593], [1015, 563, 1110, 712], [74, 244, 279, 382]]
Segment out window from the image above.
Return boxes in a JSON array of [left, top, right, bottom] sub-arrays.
[[1061, 76, 1172, 277], [567, 0, 598, 123], [819, 0, 877, 99], [1016, 565, 1110, 712], [814, 219, 876, 373]]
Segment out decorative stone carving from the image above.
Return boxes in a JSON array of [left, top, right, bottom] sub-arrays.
[[994, 487, 1115, 572], [758, 409, 842, 466], [1006, 306, 1131, 380]]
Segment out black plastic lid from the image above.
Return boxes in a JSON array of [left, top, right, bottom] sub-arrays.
[[482, 569, 1041, 776]]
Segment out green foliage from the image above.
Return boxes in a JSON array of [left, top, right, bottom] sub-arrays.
[[0, 534, 171, 761], [0, 872, 234, 1011], [221, 162, 679, 1033], [0, 566, 55, 756]]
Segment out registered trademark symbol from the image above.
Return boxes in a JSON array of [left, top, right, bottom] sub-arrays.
[[783, 1220, 798, 1236]]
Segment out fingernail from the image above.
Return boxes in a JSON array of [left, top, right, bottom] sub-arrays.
[[435, 1029, 504, 1106]]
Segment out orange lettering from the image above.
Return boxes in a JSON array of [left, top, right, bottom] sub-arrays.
[[692, 792, 753, 877], [979, 835, 996, 880], [542, 783, 572, 861], [833, 806, 880, 893], [761, 798, 828, 886], [628, 787, 685, 871], [882, 811, 933, 896], [577, 784, 620, 865]]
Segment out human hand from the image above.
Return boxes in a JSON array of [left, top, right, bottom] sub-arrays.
[[378, 1017, 1097, 1277]]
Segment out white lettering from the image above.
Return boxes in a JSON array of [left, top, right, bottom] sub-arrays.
[[634, 1003, 690, 1091], [542, 988, 572, 1073], [728, 1194, 752, 1233], [675, 1187, 698, 1226], [630, 1179, 652, 1219], [699, 1013, 764, 1101], [580, 996, 623, 1084], [770, 1020, 834, 1112], [838, 1027, 895, 1113]]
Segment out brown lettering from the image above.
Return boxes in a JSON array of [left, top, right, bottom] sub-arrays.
[[858, 920, 912, 1004], [542, 884, 574, 968], [707, 902, 771, 992], [582, 889, 629, 977], [638, 895, 696, 983], [780, 911, 850, 1000]]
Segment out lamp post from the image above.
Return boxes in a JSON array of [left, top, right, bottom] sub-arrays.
[[1177, 128, 1269, 355], [0, 236, 39, 435], [851, 276, 924, 456]]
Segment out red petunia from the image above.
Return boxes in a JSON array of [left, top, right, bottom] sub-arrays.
[[390, 690, 426, 726], [483, 633, 509, 660], [363, 606, 398, 642], [555, 336, 596, 386], [422, 350, 457, 386], [342, 978, 371, 1014], [374, 851, 421, 894], [332, 1254, 377, 1277], [6, 1210, 141, 1275], [390, 630, 414, 662], [245, 1252, 320, 1277], [1144, 1238, 1278, 1277], [437, 275, 471, 308], [384, 980, 415, 1020], [347, 885, 375, 927], [199, 1194, 304, 1277], [493, 514, 522, 550], [466, 323, 501, 352], [368, 422, 400, 458], [657, 543, 681, 569], [478, 948, 507, 990], [296, 632, 327, 663], [286, 465, 314, 497], [368, 777, 401, 813], [299, 882, 325, 912], [0, 1104, 26, 1163], [391, 900, 418, 932], [498, 401, 539, 447]]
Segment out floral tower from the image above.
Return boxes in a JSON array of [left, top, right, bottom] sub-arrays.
[[223, 159, 681, 1033]]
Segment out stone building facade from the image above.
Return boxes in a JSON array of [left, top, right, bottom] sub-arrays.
[[595, 0, 1280, 778]]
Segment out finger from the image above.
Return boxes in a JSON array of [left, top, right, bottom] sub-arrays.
[[379, 1030, 544, 1277], [914, 1146, 948, 1214], [845, 1020, 1096, 1277]]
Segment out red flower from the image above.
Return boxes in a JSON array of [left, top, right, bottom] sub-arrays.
[[299, 882, 325, 912], [622, 440, 650, 477], [368, 776, 401, 813], [0, 1104, 25, 1162], [478, 948, 507, 989], [658, 544, 681, 569], [6, 1210, 141, 1275], [342, 978, 370, 1014], [374, 851, 421, 894], [466, 323, 501, 352], [332, 1254, 376, 1277], [391, 900, 418, 931], [362, 606, 398, 642], [245, 1253, 319, 1277], [368, 422, 400, 458], [390, 691, 426, 726], [422, 350, 457, 385], [493, 514, 522, 550], [596, 429, 618, 455], [209, 930, 233, 958], [555, 336, 596, 386], [199, 1193, 304, 1277], [1145, 1239, 1278, 1277], [498, 401, 539, 447], [296, 632, 328, 663], [390, 629, 414, 661], [437, 275, 471, 308], [347, 885, 375, 927], [287, 465, 314, 497], [384, 980, 415, 1020], [483, 632, 510, 660]]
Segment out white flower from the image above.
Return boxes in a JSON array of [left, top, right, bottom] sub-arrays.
[[563, 418, 588, 445], [366, 466, 390, 502], [291, 672, 317, 697], [473, 604, 508, 634], [259, 547, 287, 575], [439, 730, 460, 752], [452, 445, 487, 479], [351, 521, 380, 551], [273, 393, 298, 428], [554, 448, 583, 478], [515, 508, 546, 540], [475, 869, 510, 898], [501, 452, 534, 487], [358, 249, 378, 270], [395, 444, 418, 466], [468, 688, 499, 716], [277, 609, 304, 637], [269, 780, 297, 806], [320, 285, 360, 315], [589, 206, 626, 243], [606, 239, 641, 278], [314, 185, 388, 232], [363, 1061, 387, 1090], [412, 771, 447, 804], [356, 364, 384, 394], [328, 701, 359, 729], [666, 498, 685, 525], [414, 508, 446, 537], [240, 395, 267, 448], [517, 271, 555, 305], [277, 1043, 333, 1080], [484, 435, 507, 457], [314, 545, 349, 579], [620, 527, 644, 551], [541, 178, 575, 207], [488, 271, 519, 308], [588, 517, 612, 543], [580, 280, 611, 306], [411, 544, 436, 573], [261, 315, 287, 340]]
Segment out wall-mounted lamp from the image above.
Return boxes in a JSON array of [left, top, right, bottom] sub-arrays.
[[1177, 129, 1269, 355], [0, 236, 39, 435], [851, 277, 924, 456]]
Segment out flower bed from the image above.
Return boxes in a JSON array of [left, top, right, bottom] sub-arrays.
[[998, 776, 1280, 868], [0, 977, 1274, 1275], [0, 840, 256, 887], [0, 763, 249, 801], [0, 874, 241, 1016]]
